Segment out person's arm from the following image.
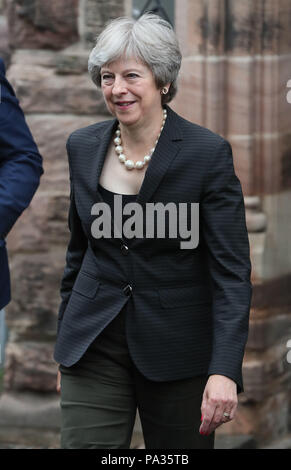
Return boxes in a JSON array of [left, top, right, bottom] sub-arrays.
[[57, 136, 88, 335], [0, 58, 43, 239], [201, 138, 252, 394]]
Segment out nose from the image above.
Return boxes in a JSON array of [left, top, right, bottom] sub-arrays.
[[112, 77, 127, 95]]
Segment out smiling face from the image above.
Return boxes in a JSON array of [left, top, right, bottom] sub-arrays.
[[100, 56, 166, 128]]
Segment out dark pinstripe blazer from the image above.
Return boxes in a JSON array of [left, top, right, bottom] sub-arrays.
[[53, 104, 252, 394]]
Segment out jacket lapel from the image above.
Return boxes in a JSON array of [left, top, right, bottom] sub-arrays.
[[94, 120, 118, 203], [90, 104, 183, 243], [135, 104, 183, 205], [93, 105, 183, 202]]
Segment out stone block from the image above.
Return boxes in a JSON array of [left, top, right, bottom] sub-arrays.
[[261, 433, 291, 449], [5, 251, 67, 341], [260, 193, 291, 278], [216, 391, 289, 445], [226, 59, 257, 136], [0, 391, 60, 447], [11, 48, 58, 67], [6, 63, 107, 115], [80, 0, 126, 46], [0, 391, 144, 448], [176, 0, 205, 56], [229, 136, 255, 196], [25, 114, 108, 191], [3, 342, 59, 392], [242, 341, 291, 402], [0, 391, 60, 427], [172, 57, 205, 127], [202, 59, 227, 134], [4, 114, 108, 254], [251, 275, 291, 309], [245, 196, 262, 210], [247, 314, 291, 350], [248, 232, 267, 283], [6, 0, 79, 50], [214, 434, 256, 449], [246, 210, 267, 233], [7, 189, 70, 253], [177, 0, 284, 57], [259, 135, 281, 195], [55, 47, 90, 75], [278, 0, 291, 54], [0, 14, 10, 62], [280, 133, 291, 191], [172, 57, 226, 135], [223, 0, 278, 56], [253, 56, 288, 135]]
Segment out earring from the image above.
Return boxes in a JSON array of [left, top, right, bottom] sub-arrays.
[[161, 87, 168, 95]]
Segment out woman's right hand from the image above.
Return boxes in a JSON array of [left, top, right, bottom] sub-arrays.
[[56, 369, 61, 393]]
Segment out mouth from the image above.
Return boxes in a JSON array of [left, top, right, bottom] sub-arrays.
[[115, 101, 136, 109]]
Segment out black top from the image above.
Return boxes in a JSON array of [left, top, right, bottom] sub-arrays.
[[98, 183, 138, 199], [98, 184, 138, 242]]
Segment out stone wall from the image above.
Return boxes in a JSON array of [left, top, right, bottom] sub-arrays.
[[1, 0, 291, 449], [0, 0, 9, 62], [5, 0, 79, 50], [173, 0, 291, 447]]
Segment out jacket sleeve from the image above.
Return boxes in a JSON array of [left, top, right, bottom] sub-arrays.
[[57, 136, 88, 334], [0, 58, 43, 239], [200, 138, 252, 394]]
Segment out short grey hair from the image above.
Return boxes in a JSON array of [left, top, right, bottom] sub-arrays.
[[88, 12, 182, 104]]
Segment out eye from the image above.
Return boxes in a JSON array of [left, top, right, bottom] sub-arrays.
[[101, 74, 113, 81], [127, 73, 138, 78]]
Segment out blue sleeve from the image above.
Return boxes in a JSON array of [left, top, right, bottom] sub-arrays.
[[0, 57, 44, 238]]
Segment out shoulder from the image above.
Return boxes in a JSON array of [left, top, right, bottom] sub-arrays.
[[171, 108, 226, 149], [0, 60, 20, 123], [167, 107, 233, 175], [67, 119, 114, 148], [0, 57, 5, 76], [0, 58, 17, 101]]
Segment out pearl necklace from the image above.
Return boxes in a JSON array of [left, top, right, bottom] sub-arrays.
[[113, 108, 167, 170]]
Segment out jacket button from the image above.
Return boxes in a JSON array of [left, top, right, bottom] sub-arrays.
[[123, 284, 132, 296], [121, 244, 129, 255]]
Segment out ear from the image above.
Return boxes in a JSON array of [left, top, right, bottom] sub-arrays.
[[160, 83, 171, 94]]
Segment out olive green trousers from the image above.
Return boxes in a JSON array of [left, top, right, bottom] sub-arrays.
[[59, 302, 215, 449]]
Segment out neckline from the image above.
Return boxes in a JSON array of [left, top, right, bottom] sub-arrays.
[[98, 183, 138, 197]]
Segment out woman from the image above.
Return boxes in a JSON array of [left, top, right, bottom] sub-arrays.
[[54, 13, 252, 449]]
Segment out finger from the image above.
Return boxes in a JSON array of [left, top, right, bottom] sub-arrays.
[[199, 402, 217, 435], [56, 371, 61, 393], [229, 401, 237, 419], [202, 400, 232, 435], [205, 403, 224, 435], [223, 405, 237, 423], [207, 420, 224, 435], [207, 405, 236, 434], [222, 397, 238, 422], [221, 410, 232, 422]]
